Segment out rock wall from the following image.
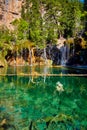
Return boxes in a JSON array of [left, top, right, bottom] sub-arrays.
[[0, 0, 25, 30]]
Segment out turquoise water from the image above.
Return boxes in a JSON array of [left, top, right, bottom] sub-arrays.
[[6, 66, 87, 75], [0, 67, 87, 130]]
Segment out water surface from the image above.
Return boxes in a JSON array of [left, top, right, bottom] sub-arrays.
[[0, 66, 87, 130]]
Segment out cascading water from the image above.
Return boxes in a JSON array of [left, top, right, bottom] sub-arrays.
[[57, 42, 70, 65], [72, 42, 75, 56]]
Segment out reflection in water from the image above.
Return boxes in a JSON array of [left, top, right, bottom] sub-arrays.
[[0, 75, 87, 129], [0, 67, 7, 76], [1, 65, 87, 77], [43, 66, 50, 83]]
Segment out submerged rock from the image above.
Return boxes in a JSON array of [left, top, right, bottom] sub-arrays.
[[0, 118, 16, 130], [56, 82, 64, 93]]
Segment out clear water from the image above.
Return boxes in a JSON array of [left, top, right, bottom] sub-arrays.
[[5, 65, 87, 75], [0, 66, 87, 130]]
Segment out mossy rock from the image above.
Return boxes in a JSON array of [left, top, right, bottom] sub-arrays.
[[0, 59, 7, 68], [0, 57, 7, 75], [29, 113, 74, 130]]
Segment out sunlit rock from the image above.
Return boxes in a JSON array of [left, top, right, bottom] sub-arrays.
[[0, 0, 25, 30]]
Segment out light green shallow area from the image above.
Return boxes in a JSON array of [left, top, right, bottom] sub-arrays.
[[0, 66, 87, 130]]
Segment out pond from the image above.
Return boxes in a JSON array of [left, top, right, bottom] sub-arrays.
[[0, 66, 87, 130]]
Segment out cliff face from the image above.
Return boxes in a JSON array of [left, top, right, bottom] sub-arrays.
[[0, 0, 24, 30]]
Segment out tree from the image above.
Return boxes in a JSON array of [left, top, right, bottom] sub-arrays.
[[0, 26, 15, 59], [58, 0, 83, 38], [22, 0, 83, 42], [84, 0, 87, 39], [12, 19, 29, 41]]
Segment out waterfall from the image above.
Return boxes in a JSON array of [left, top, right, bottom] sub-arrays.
[[60, 46, 66, 65], [44, 48, 47, 64], [72, 42, 75, 56], [29, 48, 32, 66], [57, 42, 70, 65]]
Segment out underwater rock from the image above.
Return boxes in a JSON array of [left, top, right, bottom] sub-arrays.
[[0, 119, 6, 126], [56, 82, 64, 93], [0, 118, 16, 130], [29, 113, 75, 130]]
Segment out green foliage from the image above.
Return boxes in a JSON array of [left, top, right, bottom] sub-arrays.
[[0, 26, 15, 59], [0, 51, 7, 68], [12, 19, 29, 40], [0, 0, 84, 61], [58, 0, 83, 37], [21, 0, 83, 45], [0, 26, 14, 44]]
